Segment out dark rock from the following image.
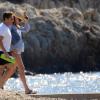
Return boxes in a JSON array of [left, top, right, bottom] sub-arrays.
[[0, 2, 100, 73]]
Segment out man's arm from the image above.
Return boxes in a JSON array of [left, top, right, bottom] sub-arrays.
[[0, 36, 6, 52], [0, 36, 9, 57]]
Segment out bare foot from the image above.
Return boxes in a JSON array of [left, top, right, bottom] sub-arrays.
[[25, 89, 37, 94]]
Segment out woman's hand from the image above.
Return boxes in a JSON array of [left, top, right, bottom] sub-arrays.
[[11, 49, 17, 54], [23, 12, 29, 23]]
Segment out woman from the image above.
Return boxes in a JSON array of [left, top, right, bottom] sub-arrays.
[[10, 11, 36, 94]]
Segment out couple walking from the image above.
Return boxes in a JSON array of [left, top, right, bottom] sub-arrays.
[[0, 9, 36, 94]]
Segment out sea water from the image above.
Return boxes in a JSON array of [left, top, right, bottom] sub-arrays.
[[4, 72, 100, 94]]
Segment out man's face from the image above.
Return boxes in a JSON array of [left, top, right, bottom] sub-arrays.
[[5, 15, 14, 25]]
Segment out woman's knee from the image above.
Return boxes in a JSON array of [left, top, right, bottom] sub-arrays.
[[18, 65, 25, 70]]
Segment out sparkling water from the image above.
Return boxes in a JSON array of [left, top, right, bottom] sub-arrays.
[[4, 72, 100, 94]]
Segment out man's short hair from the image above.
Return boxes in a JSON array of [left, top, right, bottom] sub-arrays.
[[3, 12, 13, 21]]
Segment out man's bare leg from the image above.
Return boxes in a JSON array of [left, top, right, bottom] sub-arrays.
[[0, 64, 11, 89], [0, 64, 10, 79], [0, 63, 17, 88], [0, 67, 4, 77]]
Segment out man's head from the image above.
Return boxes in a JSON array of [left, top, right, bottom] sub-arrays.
[[3, 12, 14, 25]]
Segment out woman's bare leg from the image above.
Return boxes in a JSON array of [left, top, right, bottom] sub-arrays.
[[12, 52, 31, 93]]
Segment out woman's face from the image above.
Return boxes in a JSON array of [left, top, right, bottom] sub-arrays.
[[14, 17, 22, 25]]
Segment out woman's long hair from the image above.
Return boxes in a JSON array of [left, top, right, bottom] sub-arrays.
[[13, 16, 21, 29]]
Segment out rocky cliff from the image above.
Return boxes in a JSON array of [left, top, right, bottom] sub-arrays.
[[0, 1, 100, 73], [23, 7, 100, 73], [1, 0, 100, 12]]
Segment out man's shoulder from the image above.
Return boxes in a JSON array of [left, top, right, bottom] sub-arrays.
[[0, 23, 4, 27], [0, 23, 5, 28], [0, 23, 8, 31]]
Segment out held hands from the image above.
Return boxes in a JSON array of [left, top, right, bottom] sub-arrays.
[[10, 49, 17, 54], [4, 52, 10, 59]]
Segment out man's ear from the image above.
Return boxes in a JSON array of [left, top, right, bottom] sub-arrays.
[[4, 18, 8, 21]]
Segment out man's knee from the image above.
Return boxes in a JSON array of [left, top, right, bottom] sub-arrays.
[[6, 63, 16, 70]]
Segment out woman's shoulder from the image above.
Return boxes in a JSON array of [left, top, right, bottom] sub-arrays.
[[12, 25, 17, 30], [11, 25, 18, 34]]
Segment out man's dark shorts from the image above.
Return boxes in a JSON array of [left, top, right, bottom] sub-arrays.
[[0, 51, 11, 65]]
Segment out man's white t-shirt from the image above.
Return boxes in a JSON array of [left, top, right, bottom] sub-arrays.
[[0, 23, 12, 52]]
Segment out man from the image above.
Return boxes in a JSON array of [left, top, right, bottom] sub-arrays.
[[0, 11, 36, 94], [0, 12, 17, 88]]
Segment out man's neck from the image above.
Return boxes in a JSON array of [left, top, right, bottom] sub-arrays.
[[3, 22, 10, 27]]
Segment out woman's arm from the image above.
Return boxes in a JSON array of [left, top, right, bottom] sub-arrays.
[[20, 22, 30, 33], [20, 14, 30, 33]]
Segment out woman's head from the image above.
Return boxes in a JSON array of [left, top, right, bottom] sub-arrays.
[[13, 9, 28, 26], [13, 16, 22, 25]]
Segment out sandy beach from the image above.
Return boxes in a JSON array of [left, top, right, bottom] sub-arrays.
[[0, 89, 100, 100], [0, 89, 67, 100]]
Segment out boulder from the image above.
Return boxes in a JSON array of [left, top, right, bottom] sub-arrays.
[[0, 2, 100, 73]]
